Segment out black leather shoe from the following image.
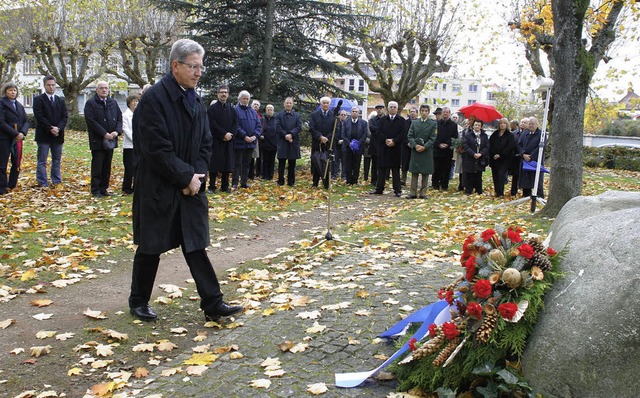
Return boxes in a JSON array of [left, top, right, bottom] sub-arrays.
[[100, 191, 113, 196], [130, 306, 157, 321], [420, 195, 428, 199], [394, 192, 402, 197], [405, 195, 417, 199], [204, 302, 243, 321], [369, 191, 382, 195]]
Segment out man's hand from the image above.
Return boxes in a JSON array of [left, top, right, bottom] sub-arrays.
[[493, 154, 500, 160], [16, 133, 24, 141], [224, 132, 233, 141], [320, 136, 329, 144], [415, 144, 425, 153], [474, 153, 482, 159], [51, 126, 59, 137], [285, 133, 293, 143], [439, 143, 448, 149], [183, 173, 206, 196], [386, 139, 395, 147], [523, 154, 531, 162]]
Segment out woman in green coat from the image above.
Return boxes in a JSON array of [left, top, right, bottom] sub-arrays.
[[406, 104, 437, 199]]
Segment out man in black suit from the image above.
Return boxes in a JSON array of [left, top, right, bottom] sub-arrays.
[[84, 81, 122, 197], [339, 106, 368, 185], [275, 97, 302, 186], [33, 76, 68, 188], [308, 97, 335, 189], [207, 85, 237, 193], [0, 81, 29, 194], [370, 101, 406, 197]]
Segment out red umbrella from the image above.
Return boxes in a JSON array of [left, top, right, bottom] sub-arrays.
[[458, 103, 503, 123]]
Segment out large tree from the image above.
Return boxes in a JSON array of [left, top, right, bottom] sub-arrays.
[[338, 0, 460, 107], [105, 0, 180, 87], [509, 0, 633, 216], [155, 0, 360, 107]]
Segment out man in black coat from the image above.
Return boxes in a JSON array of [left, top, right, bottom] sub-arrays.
[[518, 117, 546, 198], [433, 107, 458, 190], [33, 75, 68, 188], [339, 106, 368, 185], [275, 97, 302, 186], [128, 39, 242, 323], [0, 81, 29, 194], [401, 107, 418, 185], [308, 96, 336, 188], [207, 85, 237, 193], [84, 81, 122, 197], [370, 101, 406, 197], [260, 104, 278, 180], [366, 104, 385, 185]]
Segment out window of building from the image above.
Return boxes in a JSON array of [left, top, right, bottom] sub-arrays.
[[451, 98, 460, 107], [468, 84, 478, 92], [486, 92, 496, 101], [155, 58, 167, 75], [467, 99, 477, 105], [348, 78, 355, 91], [433, 98, 437, 105], [442, 83, 447, 91], [358, 79, 365, 92], [433, 83, 438, 90], [23, 58, 37, 75], [452, 83, 461, 92], [410, 98, 416, 104], [23, 94, 34, 108]]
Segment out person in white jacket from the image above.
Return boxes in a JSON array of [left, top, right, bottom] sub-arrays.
[[122, 94, 139, 194]]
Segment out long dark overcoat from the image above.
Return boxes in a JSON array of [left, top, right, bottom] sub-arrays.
[[518, 127, 545, 189], [489, 130, 517, 169], [339, 118, 368, 155], [275, 110, 302, 159], [207, 101, 236, 173], [132, 73, 212, 254], [376, 115, 407, 168], [461, 129, 490, 173], [308, 109, 336, 152], [261, 115, 278, 151], [84, 95, 122, 150], [0, 97, 29, 140]]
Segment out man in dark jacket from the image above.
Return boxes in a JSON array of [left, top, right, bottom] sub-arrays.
[[0, 81, 29, 194], [308, 97, 335, 189], [233, 91, 261, 189], [518, 117, 546, 198], [84, 81, 122, 197], [207, 85, 236, 193], [366, 104, 385, 185], [275, 97, 302, 186], [129, 39, 242, 323], [340, 106, 368, 185], [33, 75, 68, 188], [370, 101, 406, 197], [260, 104, 278, 180], [433, 107, 458, 190]]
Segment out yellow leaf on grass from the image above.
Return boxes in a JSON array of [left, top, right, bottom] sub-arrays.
[[289, 342, 309, 353], [306, 321, 326, 334], [186, 365, 208, 376], [260, 357, 281, 367], [262, 308, 276, 316], [307, 382, 328, 395], [212, 345, 238, 354], [35, 330, 56, 339], [67, 367, 83, 376], [96, 344, 114, 357], [83, 308, 107, 320], [91, 360, 113, 369], [30, 299, 53, 307], [21, 269, 37, 281], [10, 347, 25, 355], [183, 352, 218, 366], [90, 381, 116, 396], [30, 345, 51, 357], [161, 367, 181, 377], [132, 343, 155, 352], [56, 332, 75, 341], [277, 341, 295, 352], [250, 379, 271, 389], [0, 319, 15, 329], [355, 290, 369, 298], [156, 340, 178, 352], [134, 367, 149, 378], [265, 369, 286, 378], [229, 352, 244, 359], [170, 327, 188, 334], [102, 329, 128, 341]]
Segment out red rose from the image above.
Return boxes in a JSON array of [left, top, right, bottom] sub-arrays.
[[462, 235, 476, 254], [428, 323, 438, 337], [408, 337, 418, 351], [438, 289, 445, 300], [498, 302, 518, 320], [481, 228, 496, 242], [442, 321, 460, 340], [518, 243, 535, 259], [445, 290, 455, 306], [466, 266, 477, 281], [473, 279, 492, 299], [547, 247, 557, 257], [467, 302, 483, 319], [507, 226, 523, 243]]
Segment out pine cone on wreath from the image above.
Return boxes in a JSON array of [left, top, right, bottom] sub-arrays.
[[528, 237, 545, 254], [432, 337, 460, 366], [530, 252, 552, 271], [412, 334, 445, 361], [476, 311, 498, 343]]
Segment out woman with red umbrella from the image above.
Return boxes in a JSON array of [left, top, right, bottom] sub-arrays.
[[0, 81, 29, 194], [461, 119, 489, 195]]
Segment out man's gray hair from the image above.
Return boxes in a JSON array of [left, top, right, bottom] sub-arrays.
[[320, 96, 331, 104], [169, 39, 205, 64], [238, 90, 251, 100]]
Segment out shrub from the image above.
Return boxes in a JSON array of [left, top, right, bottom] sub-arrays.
[[583, 146, 640, 171], [67, 114, 88, 131]]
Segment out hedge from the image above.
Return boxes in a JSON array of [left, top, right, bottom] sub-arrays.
[[583, 146, 640, 171]]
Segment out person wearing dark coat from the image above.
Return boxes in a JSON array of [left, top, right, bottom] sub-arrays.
[[260, 104, 278, 180], [84, 81, 122, 197], [401, 107, 418, 185], [128, 39, 242, 323], [339, 106, 368, 185], [275, 97, 302, 186], [0, 81, 29, 194], [308, 97, 335, 189], [489, 118, 517, 197], [33, 76, 68, 188], [207, 85, 237, 193], [461, 120, 490, 195], [518, 117, 546, 198], [433, 107, 458, 190], [366, 104, 385, 185], [370, 101, 407, 197], [509, 118, 528, 196], [233, 91, 261, 189]]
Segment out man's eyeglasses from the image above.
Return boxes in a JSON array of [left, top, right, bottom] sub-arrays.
[[178, 61, 206, 72]]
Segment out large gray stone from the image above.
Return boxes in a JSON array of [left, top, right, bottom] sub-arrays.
[[523, 191, 640, 398]]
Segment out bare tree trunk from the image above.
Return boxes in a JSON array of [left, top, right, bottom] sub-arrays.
[[259, 0, 276, 99]]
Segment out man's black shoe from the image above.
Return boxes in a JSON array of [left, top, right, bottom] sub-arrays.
[[204, 302, 244, 321], [369, 191, 382, 195], [92, 193, 103, 198], [405, 195, 417, 199], [394, 192, 402, 197], [100, 191, 113, 196], [420, 195, 429, 199], [130, 306, 157, 321]]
